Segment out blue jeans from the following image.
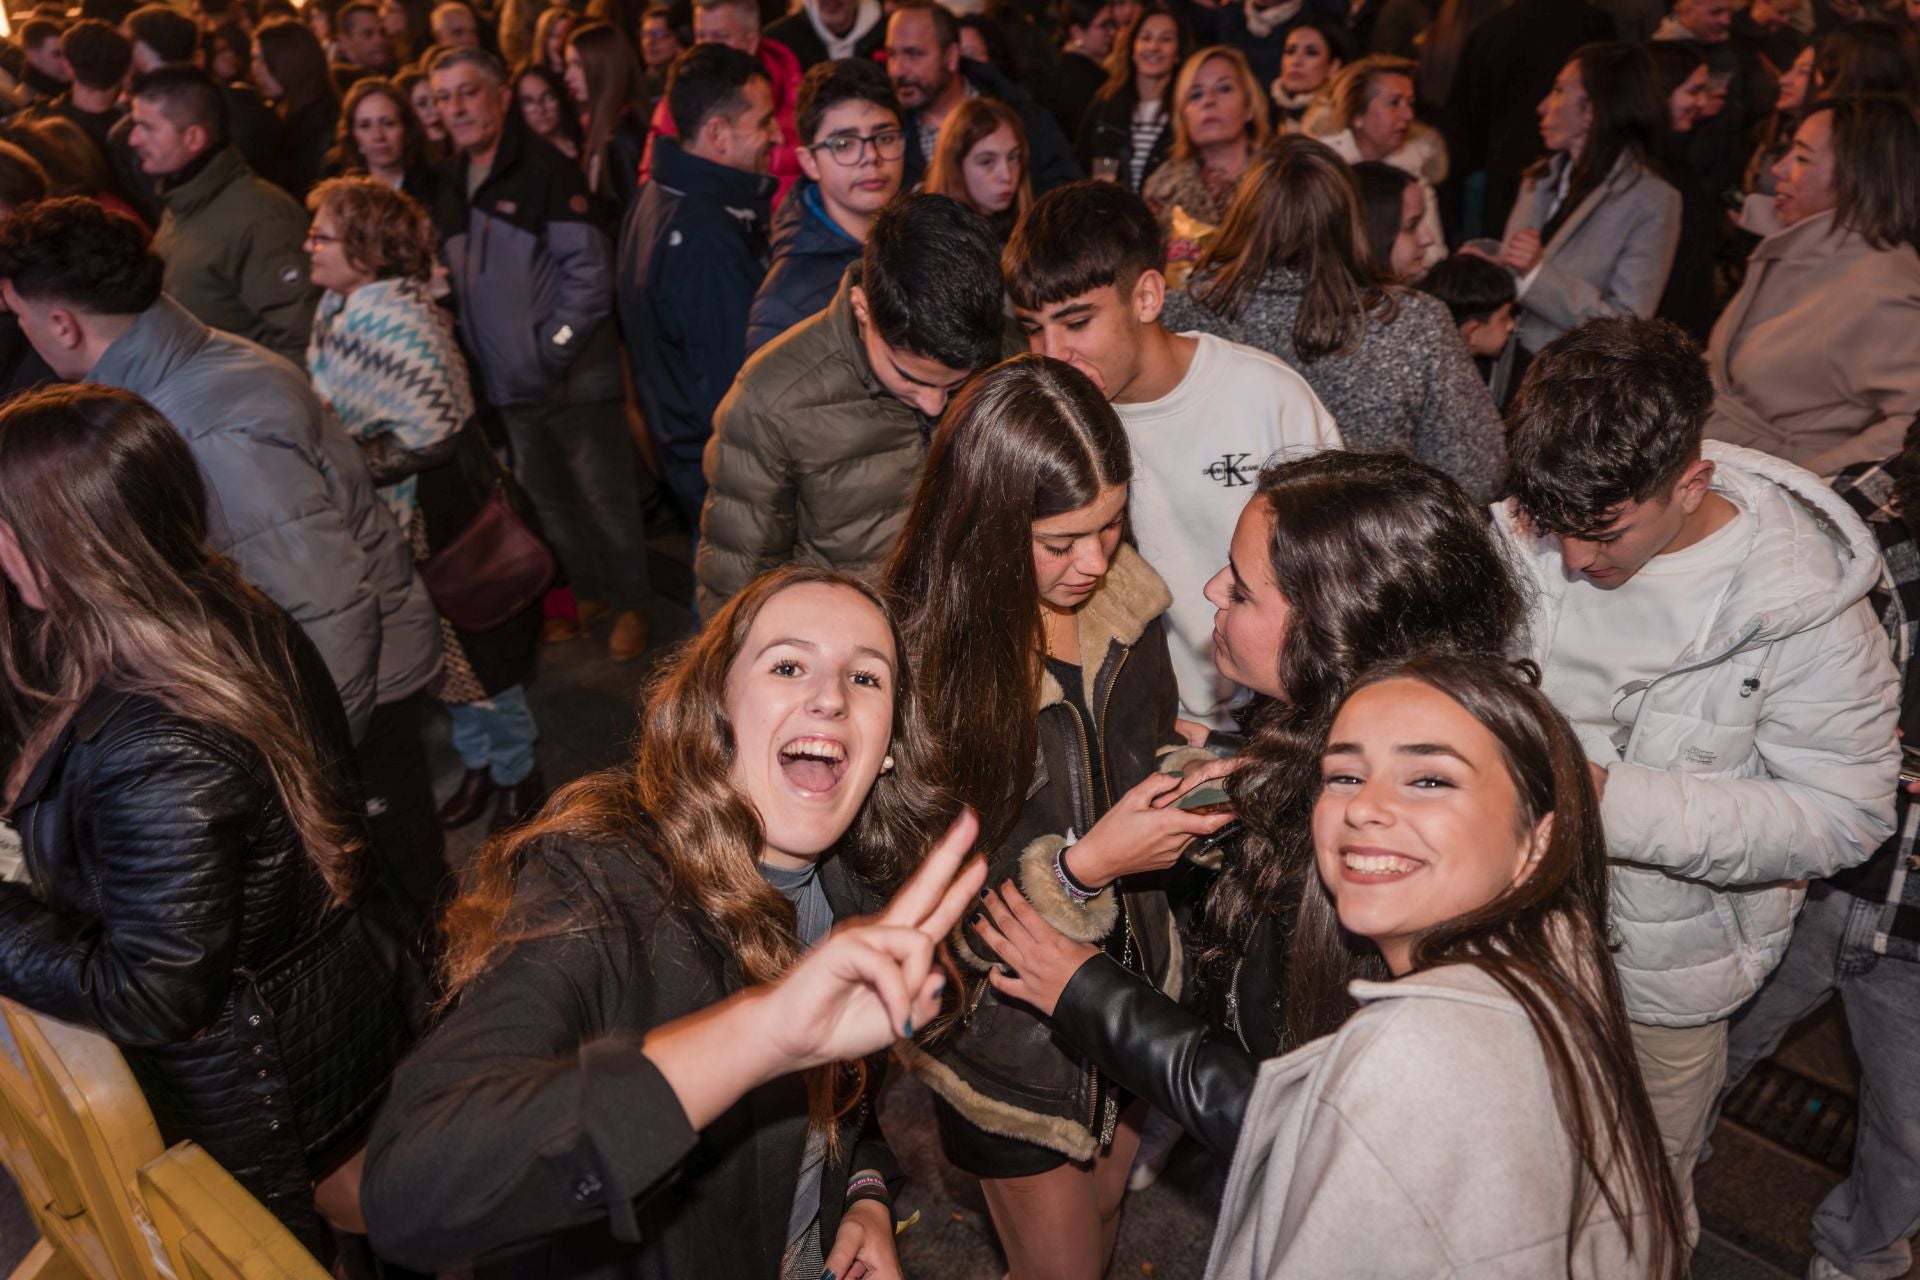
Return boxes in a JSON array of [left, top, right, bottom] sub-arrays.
[[446, 684, 537, 786], [1722, 884, 1920, 1280]]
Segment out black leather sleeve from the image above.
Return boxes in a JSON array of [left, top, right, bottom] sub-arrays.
[[1049, 953, 1256, 1156]]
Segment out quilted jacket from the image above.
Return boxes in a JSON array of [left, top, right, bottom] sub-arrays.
[[1497, 441, 1901, 1025], [0, 606, 408, 1250]]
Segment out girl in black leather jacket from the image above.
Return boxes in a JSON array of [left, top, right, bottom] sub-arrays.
[[972, 451, 1527, 1156], [885, 356, 1230, 1280], [0, 385, 406, 1252]]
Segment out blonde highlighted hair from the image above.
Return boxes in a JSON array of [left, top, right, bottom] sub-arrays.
[[1169, 45, 1270, 163]]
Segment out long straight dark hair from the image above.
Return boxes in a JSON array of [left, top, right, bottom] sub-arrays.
[[568, 21, 647, 197], [883, 354, 1131, 845], [1201, 452, 1527, 1000], [0, 386, 362, 902], [1096, 3, 1191, 113], [1191, 135, 1400, 360], [1294, 652, 1687, 1279], [1538, 43, 1664, 243]]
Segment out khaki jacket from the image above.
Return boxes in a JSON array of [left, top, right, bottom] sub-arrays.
[[1705, 211, 1920, 478], [151, 146, 318, 366]]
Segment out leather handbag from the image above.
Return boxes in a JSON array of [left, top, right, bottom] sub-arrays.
[[421, 477, 558, 633]]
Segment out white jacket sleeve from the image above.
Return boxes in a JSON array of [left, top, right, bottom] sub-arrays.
[[1601, 601, 1900, 887]]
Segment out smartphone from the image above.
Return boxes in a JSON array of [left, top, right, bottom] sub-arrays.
[[1175, 780, 1232, 814]]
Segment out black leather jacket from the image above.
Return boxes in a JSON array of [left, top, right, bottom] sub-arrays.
[[1049, 906, 1292, 1156], [903, 548, 1187, 1161], [0, 609, 407, 1249]]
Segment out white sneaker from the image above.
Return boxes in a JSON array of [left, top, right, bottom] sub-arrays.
[[1808, 1253, 1861, 1280], [1126, 1109, 1183, 1192]]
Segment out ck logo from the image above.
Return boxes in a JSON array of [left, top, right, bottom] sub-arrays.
[[1203, 453, 1254, 487]]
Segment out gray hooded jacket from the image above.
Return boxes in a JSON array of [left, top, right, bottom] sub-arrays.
[[90, 297, 441, 740]]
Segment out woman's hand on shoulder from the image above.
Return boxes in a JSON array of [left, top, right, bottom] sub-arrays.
[[824, 1197, 900, 1280]]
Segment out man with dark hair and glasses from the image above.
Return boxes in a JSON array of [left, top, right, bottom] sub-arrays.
[[746, 58, 903, 355], [618, 42, 779, 527]]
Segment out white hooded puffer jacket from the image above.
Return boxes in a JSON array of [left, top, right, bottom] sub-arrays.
[[1497, 441, 1901, 1027]]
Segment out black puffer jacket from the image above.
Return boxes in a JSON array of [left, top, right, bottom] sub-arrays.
[[0, 607, 407, 1250], [900, 547, 1187, 1161]]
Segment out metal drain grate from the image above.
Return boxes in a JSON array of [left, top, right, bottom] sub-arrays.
[[1720, 1061, 1856, 1172]]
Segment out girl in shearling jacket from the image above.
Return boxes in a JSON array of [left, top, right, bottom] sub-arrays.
[[885, 355, 1230, 1280]]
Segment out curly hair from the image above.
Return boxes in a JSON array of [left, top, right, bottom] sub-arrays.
[[306, 176, 438, 283], [1196, 451, 1527, 1032], [0, 195, 163, 315]]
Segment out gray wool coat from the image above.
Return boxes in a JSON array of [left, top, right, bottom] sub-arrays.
[[1161, 274, 1506, 503], [1504, 151, 1682, 353]]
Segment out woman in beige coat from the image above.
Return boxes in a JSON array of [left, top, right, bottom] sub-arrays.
[[1705, 97, 1920, 478]]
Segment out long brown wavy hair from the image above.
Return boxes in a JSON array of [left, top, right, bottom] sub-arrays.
[[0, 386, 362, 903], [1191, 134, 1400, 360], [440, 567, 948, 1135], [1201, 452, 1526, 1016], [882, 355, 1131, 846], [1296, 652, 1686, 1279]]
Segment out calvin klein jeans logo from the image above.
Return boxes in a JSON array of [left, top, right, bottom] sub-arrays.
[[1203, 453, 1254, 487]]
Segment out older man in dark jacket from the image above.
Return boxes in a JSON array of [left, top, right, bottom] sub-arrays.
[[696, 194, 1005, 618], [432, 46, 651, 661], [619, 43, 779, 525]]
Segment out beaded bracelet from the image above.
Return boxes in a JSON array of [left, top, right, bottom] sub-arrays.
[[1053, 841, 1099, 905]]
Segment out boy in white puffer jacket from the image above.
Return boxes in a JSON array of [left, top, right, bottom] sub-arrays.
[[1496, 318, 1901, 1246]]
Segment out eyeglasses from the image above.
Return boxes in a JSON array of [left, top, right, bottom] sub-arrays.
[[808, 129, 905, 166], [305, 229, 340, 247]]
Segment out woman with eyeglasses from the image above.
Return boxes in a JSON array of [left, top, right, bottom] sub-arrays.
[[746, 59, 905, 356], [512, 62, 583, 161]]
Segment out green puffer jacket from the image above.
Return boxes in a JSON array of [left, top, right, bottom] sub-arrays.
[[695, 270, 934, 620], [151, 145, 318, 367]]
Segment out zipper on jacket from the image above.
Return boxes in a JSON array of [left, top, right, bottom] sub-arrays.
[[1092, 644, 1130, 813]]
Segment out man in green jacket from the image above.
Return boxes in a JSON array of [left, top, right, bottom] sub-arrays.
[[129, 65, 317, 366], [696, 194, 1005, 619]]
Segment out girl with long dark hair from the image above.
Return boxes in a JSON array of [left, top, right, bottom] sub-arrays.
[[563, 21, 649, 211], [886, 354, 1228, 1280], [1162, 137, 1506, 501], [1492, 42, 1682, 357], [1204, 654, 1686, 1277], [0, 385, 406, 1252], [968, 450, 1523, 1126], [253, 16, 343, 197], [361, 566, 974, 1279]]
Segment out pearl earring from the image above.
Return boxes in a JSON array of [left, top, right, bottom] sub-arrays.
[[882, 755, 896, 773]]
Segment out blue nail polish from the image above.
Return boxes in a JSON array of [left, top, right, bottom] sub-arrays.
[[821, 1271, 836, 1280], [901, 1016, 914, 1038]]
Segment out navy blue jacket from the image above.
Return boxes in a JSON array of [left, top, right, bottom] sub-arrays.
[[745, 182, 861, 357], [903, 60, 1082, 194], [616, 137, 775, 521]]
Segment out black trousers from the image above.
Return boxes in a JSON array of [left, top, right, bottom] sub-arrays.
[[353, 691, 448, 934]]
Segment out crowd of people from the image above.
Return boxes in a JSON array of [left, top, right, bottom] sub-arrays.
[[0, 0, 1917, 1275]]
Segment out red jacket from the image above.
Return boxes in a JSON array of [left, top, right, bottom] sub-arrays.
[[638, 36, 803, 207]]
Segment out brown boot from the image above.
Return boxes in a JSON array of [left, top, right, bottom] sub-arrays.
[[608, 609, 650, 663], [436, 767, 496, 829], [540, 615, 584, 644], [489, 769, 548, 833]]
